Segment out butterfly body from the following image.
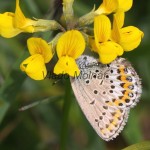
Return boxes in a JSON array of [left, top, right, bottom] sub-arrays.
[[70, 55, 142, 141]]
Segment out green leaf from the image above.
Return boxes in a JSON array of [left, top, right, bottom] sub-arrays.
[[123, 141, 150, 150], [123, 109, 143, 144], [0, 52, 27, 124]]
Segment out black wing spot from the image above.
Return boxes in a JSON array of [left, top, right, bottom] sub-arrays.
[[109, 90, 113, 93], [93, 74, 96, 78], [95, 119, 98, 122], [95, 69, 99, 73], [117, 76, 121, 80], [106, 75, 109, 78], [110, 70, 113, 73], [90, 100, 95, 105], [110, 80, 113, 83], [128, 85, 134, 90], [126, 76, 132, 82], [102, 112, 106, 115], [103, 106, 108, 110], [94, 90, 98, 94], [128, 93, 134, 97], [124, 68, 128, 74], [119, 103, 123, 106], [111, 85, 115, 89], [125, 99, 130, 103], [103, 91, 106, 94], [120, 83, 125, 87], [99, 116, 103, 120], [85, 80, 90, 84], [106, 124, 109, 128], [83, 56, 87, 60]]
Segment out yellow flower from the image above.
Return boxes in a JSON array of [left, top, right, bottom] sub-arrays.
[[117, 0, 133, 12], [20, 38, 53, 80], [54, 30, 85, 76], [112, 11, 144, 51], [0, 0, 61, 38], [95, 0, 133, 15], [93, 15, 123, 64], [0, 12, 21, 38], [0, 0, 36, 38]]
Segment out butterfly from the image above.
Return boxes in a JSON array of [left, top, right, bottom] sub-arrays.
[[70, 55, 142, 141]]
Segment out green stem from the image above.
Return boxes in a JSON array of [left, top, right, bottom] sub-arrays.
[[60, 78, 72, 150]]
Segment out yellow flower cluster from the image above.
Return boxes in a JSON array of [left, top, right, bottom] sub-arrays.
[[0, 0, 144, 80], [91, 0, 144, 64]]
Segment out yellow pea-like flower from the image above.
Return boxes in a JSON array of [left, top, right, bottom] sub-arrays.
[[54, 30, 85, 76], [97, 41, 123, 64], [117, 0, 133, 12], [112, 11, 144, 51], [20, 54, 47, 80], [0, 0, 61, 38], [95, 0, 133, 15], [95, 0, 118, 15], [0, 12, 21, 38], [93, 15, 123, 64], [20, 38, 53, 80], [0, 0, 36, 38]]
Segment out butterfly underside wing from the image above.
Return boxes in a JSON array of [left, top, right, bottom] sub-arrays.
[[70, 55, 142, 141]]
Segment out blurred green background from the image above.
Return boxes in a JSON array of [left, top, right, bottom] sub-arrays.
[[0, 0, 150, 150]]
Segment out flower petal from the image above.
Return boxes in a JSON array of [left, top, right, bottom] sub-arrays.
[[0, 12, 21, 38], [94, 15, 111, 44], [114, 11, 125, 29], [119, 26, 144, 51], [97, 41, 123, 64], [14, 0, 35, 32], [89, 36, 99, 52], [96, 0, 118, 15], [118, 0, 133, 12], [20, 54, 47, 80], [54, 56, 80, 76], [27, 37, 53, 63], [112, 11, 124, 42], [14, 0, 26, 27], [99, 53, 118, 64], [57, 30, 85, 59]]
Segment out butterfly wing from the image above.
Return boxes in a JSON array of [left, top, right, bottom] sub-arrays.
[[70, 75, 129, 141], [105, 57, 142, 109], [70, 55, 141, 141], [73, 55, 142, 109]]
